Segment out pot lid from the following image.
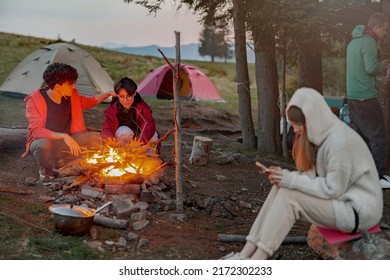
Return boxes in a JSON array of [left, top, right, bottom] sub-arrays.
[[49, 205, 94, 217]]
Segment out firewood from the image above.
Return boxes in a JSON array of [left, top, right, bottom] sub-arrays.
[[93, 214, 128, 229], [0, 188, 33, 195]]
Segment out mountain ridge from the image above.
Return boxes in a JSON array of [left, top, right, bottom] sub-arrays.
[[102, 42, 255, 63]]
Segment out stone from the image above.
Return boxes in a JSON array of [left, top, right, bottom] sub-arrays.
[[80, 187, 104, 199], [137, 238, 148, 249], [307, 224, 390, 260], [112, 198, 137, 218], [105, 184, 141, 195], [168, 213, 187, 222], [132, 220, 150, 231], [130, 211, 148, 221], [126, 232, 139, 242], [139, 190, 155, 203]]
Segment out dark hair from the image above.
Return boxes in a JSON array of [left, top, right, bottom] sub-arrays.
[[112, 77, 142, 105], [114, 77, 137, 95], [287, 106, 305, 124], [43, 63, 78, 89]]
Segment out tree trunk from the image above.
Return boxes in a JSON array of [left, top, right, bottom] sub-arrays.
[[232, 0, 256, 151], [253, 28, 280, 154], [297, 38, 323, 94], [379, 1, 390, 170]]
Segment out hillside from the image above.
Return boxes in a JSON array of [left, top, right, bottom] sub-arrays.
[[0, 32, 258, 115]]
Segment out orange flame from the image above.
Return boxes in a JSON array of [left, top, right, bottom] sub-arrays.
[[83, 140, 164, 179]]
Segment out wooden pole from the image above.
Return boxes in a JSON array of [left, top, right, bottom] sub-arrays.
[[174, 31, 183, 212]]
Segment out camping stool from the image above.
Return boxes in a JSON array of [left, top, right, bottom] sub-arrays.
[[316, 225, 381, 245]]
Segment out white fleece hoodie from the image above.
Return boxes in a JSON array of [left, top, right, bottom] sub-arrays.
[[280, 88, 383, 232]]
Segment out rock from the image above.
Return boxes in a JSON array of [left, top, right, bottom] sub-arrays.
[[126, 232, 139, 242], [132, 220, 150, 231], [168, 213, 187, 222], [215, 174, 228, 181], [307, 224, 390, 259], [137, 238, 148, 249], [117, 236, 127, 247], [239, 201, 252, 209], [112, 198, 137, 218]]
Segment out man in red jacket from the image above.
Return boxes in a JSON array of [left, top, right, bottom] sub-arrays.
[[22, 63, 115, 181]]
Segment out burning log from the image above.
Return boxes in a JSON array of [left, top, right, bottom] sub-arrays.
[[93, 214, 128, 229], [189, 136, 213, 166]]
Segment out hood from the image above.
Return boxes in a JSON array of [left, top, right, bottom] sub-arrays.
[[351, 24, 365, 39], [286, 88, 339, 146]]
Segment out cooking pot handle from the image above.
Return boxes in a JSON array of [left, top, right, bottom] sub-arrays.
[[94, 201, 113, 214]]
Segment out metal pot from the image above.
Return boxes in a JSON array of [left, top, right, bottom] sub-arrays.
[[49, 202, 112, 236]]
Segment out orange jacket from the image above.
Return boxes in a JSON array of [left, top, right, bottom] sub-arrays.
[[22, 88, 98, 158]]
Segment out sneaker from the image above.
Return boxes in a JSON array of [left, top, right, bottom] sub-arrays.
[[383, 175, 390, 182], [39, 167, 57, 182], [220, 252, 245, 260], [380, 178, 390, 189]]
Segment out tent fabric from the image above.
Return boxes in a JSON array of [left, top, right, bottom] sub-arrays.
[[0, 43, 114, 98], [137, 64, 223, 101]]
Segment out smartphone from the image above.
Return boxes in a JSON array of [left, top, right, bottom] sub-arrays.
[[255, 161, 270, 174]]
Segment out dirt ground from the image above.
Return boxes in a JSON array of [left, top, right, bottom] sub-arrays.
[[1, 100, 390, 260]]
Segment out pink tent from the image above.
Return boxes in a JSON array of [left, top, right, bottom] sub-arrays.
[[137, 64, 223, 101]]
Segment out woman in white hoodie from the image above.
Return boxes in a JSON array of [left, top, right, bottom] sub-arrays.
[[223, 87, 383, 260]]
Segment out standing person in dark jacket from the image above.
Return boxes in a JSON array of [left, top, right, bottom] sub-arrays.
[[346, 12, 390, 189], [102, 77, 158, 147]]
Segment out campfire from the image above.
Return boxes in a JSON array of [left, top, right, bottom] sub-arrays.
[[82, 138, 165, 181], [42, 137, 175, 236], [59, 137, 166, 185]]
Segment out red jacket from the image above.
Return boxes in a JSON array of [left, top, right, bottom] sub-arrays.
[[22, 88, 98, 158], [102, 100, 156, 144]]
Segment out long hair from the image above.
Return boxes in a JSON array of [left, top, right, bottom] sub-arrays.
[[287, 106, 316, 172]]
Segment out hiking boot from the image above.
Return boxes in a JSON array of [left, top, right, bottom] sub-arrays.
[[39, 167, 58, 182]]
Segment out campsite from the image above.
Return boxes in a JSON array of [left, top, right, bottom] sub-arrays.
[[1, 32, 390, 260]]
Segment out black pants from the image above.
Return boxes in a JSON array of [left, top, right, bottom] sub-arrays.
[[348, 98, 388, 177]]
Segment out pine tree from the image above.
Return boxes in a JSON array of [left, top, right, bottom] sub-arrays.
[[199, 25, 232, 62]]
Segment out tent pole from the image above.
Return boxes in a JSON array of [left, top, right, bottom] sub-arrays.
[[173, 31, 183, 212]]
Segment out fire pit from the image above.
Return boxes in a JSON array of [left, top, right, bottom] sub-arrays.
[[59, 138, 166, 185]]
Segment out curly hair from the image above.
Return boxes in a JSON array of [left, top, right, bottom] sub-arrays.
[[43, 63, 78, 89]]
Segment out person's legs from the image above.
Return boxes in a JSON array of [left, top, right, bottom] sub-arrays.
[[30, 138, 53, 168], [115, 126, 134, 145], [30, 138, 57, 180], [245, 188, 336, 259], [348, 98, 388, 177]]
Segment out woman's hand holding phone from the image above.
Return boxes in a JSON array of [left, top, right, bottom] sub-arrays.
[[255, 162, 270, 174], [256, 162, 283, 186]]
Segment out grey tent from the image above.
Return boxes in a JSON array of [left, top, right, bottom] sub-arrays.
[[0, 43, 114, 98]]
